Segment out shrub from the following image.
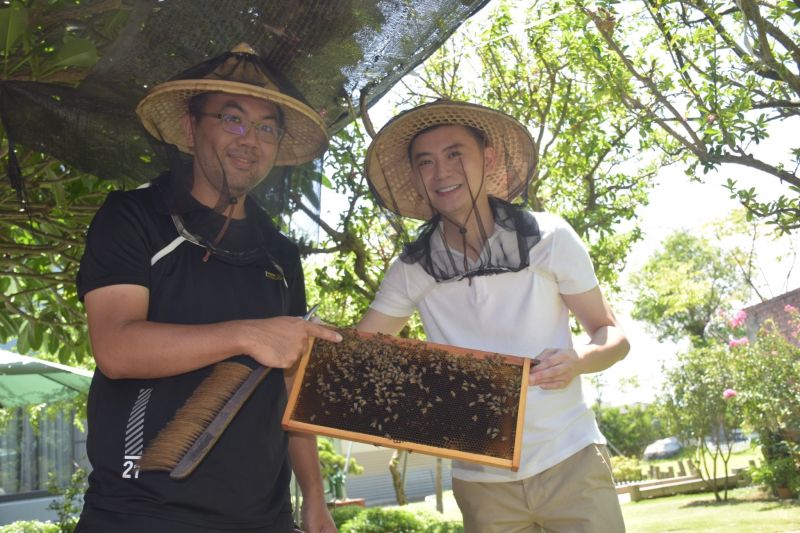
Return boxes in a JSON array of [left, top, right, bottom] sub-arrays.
[[423, 521, 464, 532], [0, 521, 60, 533], [339, 507, 425, 532], [750, 456, 800, 497], [330, 505, 366, 528], [611, 455, 644, 483]]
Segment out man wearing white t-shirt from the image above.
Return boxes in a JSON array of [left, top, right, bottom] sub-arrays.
[[357, 100, 629, 532]]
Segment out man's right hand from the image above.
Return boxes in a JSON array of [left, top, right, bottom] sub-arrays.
[[237, 316, 342, 369], [85, 283, 341, 379]]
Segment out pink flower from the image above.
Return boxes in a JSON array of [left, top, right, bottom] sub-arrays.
[[785, 304, 798, 313], [729, 309, 748, 328], [728, 337, 749, 348], [722, 389, 738, 400]]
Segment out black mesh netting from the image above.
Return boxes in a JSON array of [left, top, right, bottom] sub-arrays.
[[0, 0, 491, 213]]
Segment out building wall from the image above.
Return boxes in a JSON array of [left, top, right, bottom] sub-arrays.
[[744, 287, 800, 345], [341, 441, 452, 507]]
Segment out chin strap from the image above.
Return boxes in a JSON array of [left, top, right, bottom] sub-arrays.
[[202, 196, 238, 262]]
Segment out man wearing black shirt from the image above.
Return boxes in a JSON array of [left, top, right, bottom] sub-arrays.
[[75, 43, 341, 532]]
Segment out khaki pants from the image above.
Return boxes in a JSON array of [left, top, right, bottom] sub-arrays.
[[453, 444, 625, 533]]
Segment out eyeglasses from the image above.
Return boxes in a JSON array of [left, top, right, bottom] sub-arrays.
[[200, 112, 284, 144]]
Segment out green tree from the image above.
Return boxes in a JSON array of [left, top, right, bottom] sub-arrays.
[[659, 343, 744, 501], [594, 403, 664, 457], [578, 0, 800, 233], [0, 0, 125, 367], [630, 230, 749, 345], [316, 437, 363, 501]]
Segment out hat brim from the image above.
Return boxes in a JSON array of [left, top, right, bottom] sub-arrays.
[[136, 79, 329, 166], [365, 101, 536, 220]]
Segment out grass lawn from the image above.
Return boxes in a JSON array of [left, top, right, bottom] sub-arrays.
[[403, 486, 800, 531], [622, 486, 800, 532]]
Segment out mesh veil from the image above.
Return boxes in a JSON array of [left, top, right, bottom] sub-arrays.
[[401, 196, 540, 282]]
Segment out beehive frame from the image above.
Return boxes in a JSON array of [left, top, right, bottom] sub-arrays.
[[282, 329, 530, 470]]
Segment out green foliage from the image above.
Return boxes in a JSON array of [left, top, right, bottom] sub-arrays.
[[659, 342, 744, 500], [46, 466, 86, 533], [595, 403, 663, 457], [750, 456, 800, 497], [630, 230, 749, 345], [330, 505, 366, 528], [423, 521, 464, 533], [0, 0, 121, 82], [610, 455, 644, 483], [727, 310, 800, 496], [579, 0, 800, 233], [0, 522, 60, 533], [0, 150, 116, 367], [595, 405, 664, 457], [317, 437, 364, 500], [335, 506, 462, 532], [338, 507, 425, 532], [730, 316, 800, 445]]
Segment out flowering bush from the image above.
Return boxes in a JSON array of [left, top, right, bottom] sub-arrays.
[[659, 343, 744, 500], [666, 304, 800, 499], [726, 308, 800, 496]]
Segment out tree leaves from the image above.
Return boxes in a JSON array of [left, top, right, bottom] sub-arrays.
[[46, 36, 98, 70], [0, 3, 27, 58]]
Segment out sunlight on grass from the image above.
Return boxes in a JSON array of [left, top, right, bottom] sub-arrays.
[[622, 487, 800, 532], [402, 484, 800, 532]]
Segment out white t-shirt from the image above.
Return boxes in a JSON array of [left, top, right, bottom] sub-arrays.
[[369, 211, 606, 482]]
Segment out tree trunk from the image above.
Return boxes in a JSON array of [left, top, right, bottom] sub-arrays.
[[389, 449, 408, 505]]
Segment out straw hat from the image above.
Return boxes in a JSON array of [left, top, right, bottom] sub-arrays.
[[136, 43, 328, 166], [365, 100, 536, 220]]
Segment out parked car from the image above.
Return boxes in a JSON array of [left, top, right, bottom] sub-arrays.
[[642, 437, 683, 460]]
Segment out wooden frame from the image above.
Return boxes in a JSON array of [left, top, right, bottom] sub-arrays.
[[282, 330, 530, 471]]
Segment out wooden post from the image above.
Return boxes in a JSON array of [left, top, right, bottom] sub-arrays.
[[677, 460, 686, 477], [435, 458, 443, 513], [629, 484, 642, 502], [667, 466, 675, 478]]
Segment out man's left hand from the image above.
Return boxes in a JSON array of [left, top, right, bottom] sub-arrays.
[[529, 348, 581, 390]]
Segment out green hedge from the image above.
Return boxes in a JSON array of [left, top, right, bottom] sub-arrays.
[[2, 506, 464, 533], [332, 505, 463, 533], [0, 521, 60, 533]]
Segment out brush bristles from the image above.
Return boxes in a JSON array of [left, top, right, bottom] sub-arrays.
[[138, 362, 253, 472]]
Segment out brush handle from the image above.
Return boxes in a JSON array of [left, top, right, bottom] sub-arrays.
[[170, 365, 271, 479]]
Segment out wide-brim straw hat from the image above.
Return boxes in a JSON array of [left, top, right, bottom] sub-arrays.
[[136, 43, 328, 167], [365, 100, 536, 220]]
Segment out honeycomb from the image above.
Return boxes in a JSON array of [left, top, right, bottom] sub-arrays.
[[284, 329, 529, 468]]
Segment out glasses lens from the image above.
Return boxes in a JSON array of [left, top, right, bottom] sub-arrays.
[[216, 114, 282, 144], [255, 124, 282, 144], [220, 115, 245, 136]]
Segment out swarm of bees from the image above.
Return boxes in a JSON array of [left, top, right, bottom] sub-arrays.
[[290, 329, 523, 459]]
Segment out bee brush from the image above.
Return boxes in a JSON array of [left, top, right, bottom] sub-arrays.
[[138, 305, 319, 479]]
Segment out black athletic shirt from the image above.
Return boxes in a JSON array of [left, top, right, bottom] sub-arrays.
[[75, 173, 306, 531]]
